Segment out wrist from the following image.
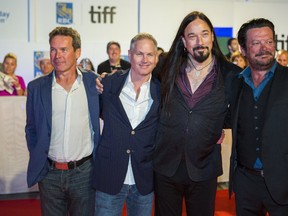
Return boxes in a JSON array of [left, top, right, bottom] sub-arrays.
[[15, 86, 21, 90]]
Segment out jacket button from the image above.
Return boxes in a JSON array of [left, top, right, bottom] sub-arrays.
[[126, 149, 131, 154], [131, 131, 135, 135]]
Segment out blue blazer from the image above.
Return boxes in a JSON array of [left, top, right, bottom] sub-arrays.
[[93, 69, 160, 195], [25, 69, 100, 187]]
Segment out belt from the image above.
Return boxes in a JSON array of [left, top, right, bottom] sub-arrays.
[[48, 154, 93, 170], [238, 163, 264, 178]]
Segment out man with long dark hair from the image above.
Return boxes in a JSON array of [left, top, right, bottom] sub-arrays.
[[153, 11, 241, 216]]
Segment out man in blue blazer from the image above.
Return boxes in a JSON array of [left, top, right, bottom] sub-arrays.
[[229, 18, 288, 215], [93, 33, 160, 216], [25, 27, 100, 216]]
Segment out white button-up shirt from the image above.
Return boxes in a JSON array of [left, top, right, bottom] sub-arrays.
[[120, 71, 153, 185], [49, 69, 94, 162]]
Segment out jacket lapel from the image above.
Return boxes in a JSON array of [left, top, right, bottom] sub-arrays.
[[262, 65, 286, 131], [40, 73, 53, 130], [110, 70, 131, 125], [141, 76, 160, 122]]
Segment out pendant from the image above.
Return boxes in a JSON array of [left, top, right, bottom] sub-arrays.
[[195, 70, 200, 77]]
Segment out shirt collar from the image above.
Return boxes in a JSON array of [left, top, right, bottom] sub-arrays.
[[239, 60, 277, 79], [52, 68, 83, 87], [126, 69, 152, 86]]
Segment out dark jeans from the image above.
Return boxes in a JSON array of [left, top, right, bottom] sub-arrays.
[[154, 161, 217, 216], [234, 166, 288, 216], [38, 159, 95, 216]]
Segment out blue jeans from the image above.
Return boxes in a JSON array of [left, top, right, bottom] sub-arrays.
[[38, 159, 95, 216], [95, 184, 154, 216]]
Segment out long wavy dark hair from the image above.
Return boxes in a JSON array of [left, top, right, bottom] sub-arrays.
[[160, 11, 227, 109]]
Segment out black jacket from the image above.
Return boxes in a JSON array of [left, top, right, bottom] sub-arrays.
[[153, 61, 241, 181]]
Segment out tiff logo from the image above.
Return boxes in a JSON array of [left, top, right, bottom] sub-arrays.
[[89, 6, 116, 23], [275, 34, 288, 51]]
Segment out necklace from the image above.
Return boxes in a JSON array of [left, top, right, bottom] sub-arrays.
[[186, 57, 214, 77]]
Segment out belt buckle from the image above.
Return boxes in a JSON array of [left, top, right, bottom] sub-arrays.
[[68, 161, 77, 169]]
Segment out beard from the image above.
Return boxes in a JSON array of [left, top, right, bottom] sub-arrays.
[[192, 46, 210, 63], [251, 51, 275, 70]]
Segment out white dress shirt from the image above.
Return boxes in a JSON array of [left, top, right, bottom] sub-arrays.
[[120, 71, 153, 185], [49, 69, 94, 162]]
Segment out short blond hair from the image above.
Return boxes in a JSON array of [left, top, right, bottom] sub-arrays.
[[3, 52, 17, 64]]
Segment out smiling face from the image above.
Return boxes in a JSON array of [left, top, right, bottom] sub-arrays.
[[234, 56, 247, 69], [277, 52, 288, 67], [50, 35, 80, 74], [107, 44, 121, 63], [181, 18, 214, 63], [241, 27, 275, 71], [40, 59, 54, 75], [2, 57, 17, 76], [128, 38, 158, 79]]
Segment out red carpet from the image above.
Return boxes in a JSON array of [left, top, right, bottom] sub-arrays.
[[0, 190, 235, 216]]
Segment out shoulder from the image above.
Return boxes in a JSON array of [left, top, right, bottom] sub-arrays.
[[274, 63, 288, 81], [105, 69, 128, 80], [102, 69, 128, 85], [81, 70, 98, 81], [120, 59, 131, 67], [98, 60, 109, 66], [221, 60, 242, 73], [28, 72, 52, 88], [16, 75, 25, 83], [219, 60, 242, 81]]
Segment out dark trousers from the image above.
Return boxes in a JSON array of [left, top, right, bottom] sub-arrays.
[[234, 166, 288, 216], [154, 161, 217, 216]]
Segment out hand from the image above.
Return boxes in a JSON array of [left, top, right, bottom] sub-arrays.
[[11, 76, 21, 89], [216, 130, 225, 144], [96, 76, 104, 94]]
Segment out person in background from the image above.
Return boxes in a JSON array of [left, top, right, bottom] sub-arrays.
[[225, 38, 240, 60], [0, 53, 26, 96], [157, 47, 165, 56], [97, 41, 131, 75], [25, 26, 100, 216], [36, 51, 54, 77], [79, 58, 96, 72], [153, 47, 167, 79], [231, 51, 248, 69], [276, 49, 288, 67], [25, 52, 54, 96], [229, 18, 288, 215], [94, 32, 160, 216], [153, 11, 241, 216]]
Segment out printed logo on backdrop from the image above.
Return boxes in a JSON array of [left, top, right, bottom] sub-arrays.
[[56, 2, 73, 25], [276, 34, 288, 51], [34, 51, 46, 77], [89, 6, 116, 23], [0, 11, 10, 24]]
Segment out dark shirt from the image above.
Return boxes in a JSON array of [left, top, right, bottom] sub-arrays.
[[97, 59, 131, 75], [177, 62, 218, 108]]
